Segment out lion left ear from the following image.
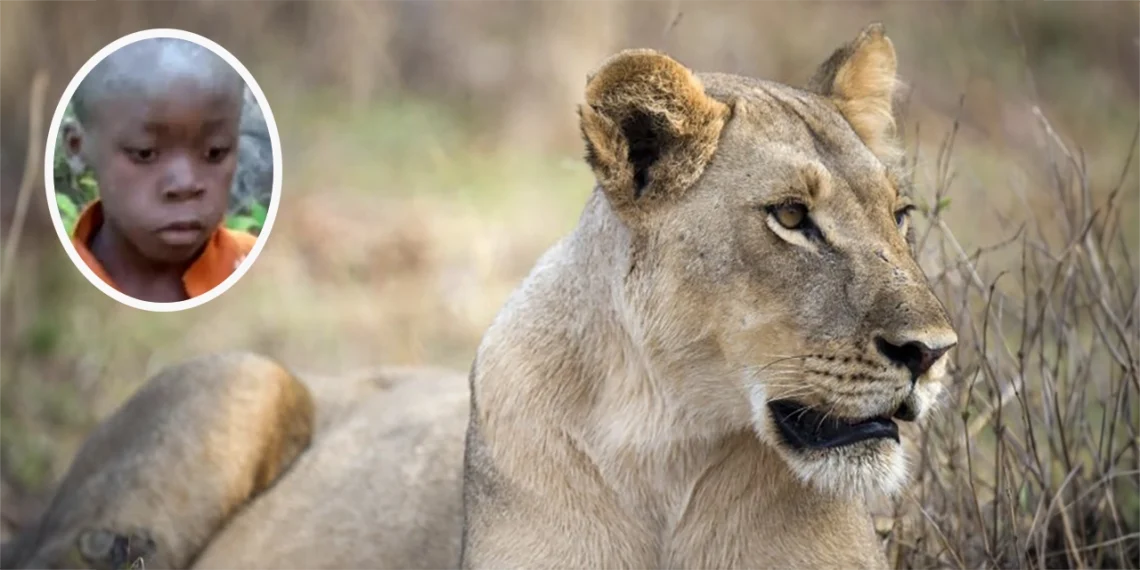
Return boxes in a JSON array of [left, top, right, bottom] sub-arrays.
[[807, 23, 902, 161], [579, 49, 730, 222]]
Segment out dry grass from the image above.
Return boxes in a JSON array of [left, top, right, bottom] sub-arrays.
[[879, 101, 1139, 569], [1, 2, 1137, 568]]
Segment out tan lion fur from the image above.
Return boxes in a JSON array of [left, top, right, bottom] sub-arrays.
[[807, 22, 904, 162], [461, 22, 956, 569], [0, 353, 315, 569], [579, 48, 731, 221], [192, 364, 468, 569], [0, 354, 468, 570], [1, 22, 956, 570]]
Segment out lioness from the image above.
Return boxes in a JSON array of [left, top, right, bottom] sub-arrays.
[[460, 23, 955, 568], [2, 22, 955, 570]]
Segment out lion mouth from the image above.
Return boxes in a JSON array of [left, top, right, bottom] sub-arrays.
[[768, 400, 901, 450]]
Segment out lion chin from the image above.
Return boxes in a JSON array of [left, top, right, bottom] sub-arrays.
[[749, 385, 911, 500], [775, 437, 909, 500]]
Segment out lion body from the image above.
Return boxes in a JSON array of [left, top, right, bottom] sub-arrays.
[[0, 354, 468, 570], [2, 23, 956, 570], [459, 191, 890, 569], [193, 364, 468, 570]]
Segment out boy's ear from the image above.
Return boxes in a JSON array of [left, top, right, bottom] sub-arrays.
[[578, 49, 730, 221], [61, 120, 88, 172], [807, 23, 903, 161]]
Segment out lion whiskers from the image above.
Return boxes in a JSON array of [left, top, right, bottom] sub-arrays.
[[742, 359, 912, 502]]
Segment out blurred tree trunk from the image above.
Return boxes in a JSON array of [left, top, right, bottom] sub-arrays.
[[498, 0, 628, 153]]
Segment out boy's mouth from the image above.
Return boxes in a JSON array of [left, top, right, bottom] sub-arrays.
[[156, 220, 206, 247]]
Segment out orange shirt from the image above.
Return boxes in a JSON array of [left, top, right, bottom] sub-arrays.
[[70, 200, 258, 299]]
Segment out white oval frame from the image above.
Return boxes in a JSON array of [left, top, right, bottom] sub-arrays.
[[44, 28, 283, 313]]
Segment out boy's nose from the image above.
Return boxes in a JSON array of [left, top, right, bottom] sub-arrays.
[[162, 157, 205, 201], [163, 183, 205, 201]]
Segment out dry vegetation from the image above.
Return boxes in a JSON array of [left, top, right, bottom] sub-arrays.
[[1, 2, 1136, 568], [882, 103, 1139, 569]]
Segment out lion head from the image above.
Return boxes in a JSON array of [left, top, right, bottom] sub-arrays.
[[578, 23, 957, 499]]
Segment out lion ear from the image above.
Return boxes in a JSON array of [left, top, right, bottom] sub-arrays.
[[808, 23, 902, 161], [579, 49, 730, 218]]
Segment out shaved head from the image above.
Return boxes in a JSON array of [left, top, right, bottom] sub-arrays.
[[73, 37, 244, 128]]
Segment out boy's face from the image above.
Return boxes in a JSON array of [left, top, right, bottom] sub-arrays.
[[69, 77, 242, 265]]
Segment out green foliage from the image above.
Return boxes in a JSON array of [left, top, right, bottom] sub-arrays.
[[76, 172, 99, 203], [53, 102, 100, 233], [56, 193, 80, 235], [225, 200, 268, 235], [24, 314, 62, 358], [0, 415, 55, 493]]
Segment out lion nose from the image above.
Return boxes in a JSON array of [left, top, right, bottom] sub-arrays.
[[874, 336, 954, 380]]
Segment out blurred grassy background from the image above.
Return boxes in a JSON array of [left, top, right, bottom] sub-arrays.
[[1, 1, 1137, 568]]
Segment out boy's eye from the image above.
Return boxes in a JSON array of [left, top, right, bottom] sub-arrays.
[[205, 146, 232, 163], [124, 147, 157, 163]]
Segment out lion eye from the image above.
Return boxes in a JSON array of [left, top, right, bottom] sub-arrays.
[[772, 203, 809, 230], [894, 205, 915, 228]]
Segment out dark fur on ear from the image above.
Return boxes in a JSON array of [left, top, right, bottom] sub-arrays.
[[808, 23, 903, 162], [579, 49, 730, 218]]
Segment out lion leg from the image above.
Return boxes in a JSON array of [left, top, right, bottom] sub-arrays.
[[0, 352, 314, 570], [191, 367, 470, 570]]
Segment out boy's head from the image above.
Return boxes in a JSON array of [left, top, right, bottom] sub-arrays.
[[64, 37, 246, 264]]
